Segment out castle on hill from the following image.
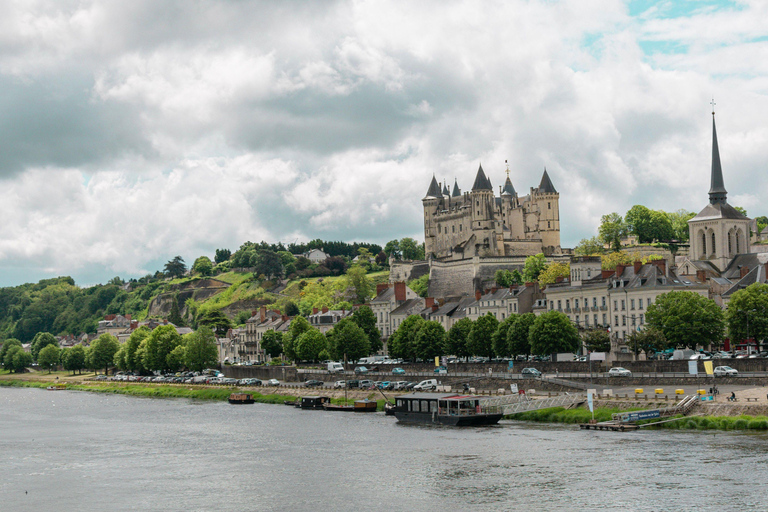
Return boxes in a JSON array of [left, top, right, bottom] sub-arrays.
[[422, 165, 562, 261]]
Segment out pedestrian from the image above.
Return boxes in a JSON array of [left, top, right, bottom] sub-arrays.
[[555, 368, 559, 377], [729, 391, 736, 402]]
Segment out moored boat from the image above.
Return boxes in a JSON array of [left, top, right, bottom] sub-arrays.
[[353, 399, 378, 412], [323, 403, 355, 412], [228, 393, 255, 404], [393, 393, 502, 426], [299, 396, 331, 409]]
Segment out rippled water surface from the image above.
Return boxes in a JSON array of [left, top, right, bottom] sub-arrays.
[[2, 387, 767, 511]]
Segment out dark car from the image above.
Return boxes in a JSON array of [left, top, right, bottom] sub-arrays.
[[521, 368, 542, 377], [346, 379, 360, 389], [303, 380, 324, 387]]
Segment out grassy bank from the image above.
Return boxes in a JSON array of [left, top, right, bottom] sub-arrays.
[[507, 406, 768, 431]]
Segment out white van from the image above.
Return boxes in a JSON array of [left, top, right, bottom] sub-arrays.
[[413, 379, 439, 391], [327, 362, 344, 374]]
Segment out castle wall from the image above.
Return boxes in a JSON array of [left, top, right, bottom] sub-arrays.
[[389, 261, 430, 284]]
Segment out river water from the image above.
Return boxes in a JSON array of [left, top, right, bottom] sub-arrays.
[[1, 387, 767, 512]]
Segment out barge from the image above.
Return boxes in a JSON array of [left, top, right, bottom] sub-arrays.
[[393, 393, 502, 426], [228, 393, 255, 404]]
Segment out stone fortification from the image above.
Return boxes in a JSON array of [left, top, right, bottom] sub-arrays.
[[388, 260, 430, 284]]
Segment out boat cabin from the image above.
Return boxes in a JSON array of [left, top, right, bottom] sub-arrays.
[[395, 393, 482, 416], [300, 396, 332, 409]]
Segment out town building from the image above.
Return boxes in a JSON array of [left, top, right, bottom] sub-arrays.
[[370, 282, 419, 341]]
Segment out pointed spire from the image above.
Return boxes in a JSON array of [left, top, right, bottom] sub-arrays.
[[424, 174, 442, 199], [708, 111, 727, 205], [452, 178, 461, 197], [442, 180, 450, 196], [501, 175, 516, 196], [471, 164, 493, 191], [538, 168, 557, 194]]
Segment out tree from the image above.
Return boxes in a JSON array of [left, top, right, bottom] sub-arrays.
[[328, 319, 370, 362], [38, 344, 61, 372], [625, 205, 653, 242], [522, 253, 547, 283], [62, 344, 87, 374], [168, 296, 185, 327], [346, 265, 372, 304], [601, 251, 632, 270], [295, 328, 327, 362], [408, 274, 429, 297], [538, 262, 570, 287], [0, 338, 23, 367], [648, 210, 675, 242], [492, 316, 516, 357], [183, 327, 219, 372], [3, 345, 32, 373], [197, 310, 232, 337], [755, 215, 768, 236], [141, 324, 184, 372], [283, 316, 312, 361], [164, 256, 187, 278], [582, 329, 610, 353], [414, 321, 446, 361], [375, 251, 388, 266], [350, 306, 381, 354], [400, 237, 424, 260], [646, 291, 724, 350], [574, 237, 604, 256], [214, 248, 231, 264], [725, 283, 768, 342], [192, 256, 213, 277], [383, 239, 401, 260], [668, 209, 696, 242], [507, 313, 536, 357], [31, 332, 58, 361], [261, 330, 284, 359], [254, 249, 283, 280], [494, 269, 523, 287], [598, 213, 627, 252], [88, 334, 120, 374], [123, 326, 150, 372], [388, 315, 425, 360], [529, 311, 580, 355], [444, 318, 472, 358], [626, 327, 667, 358], [467, 313, 499, 358]]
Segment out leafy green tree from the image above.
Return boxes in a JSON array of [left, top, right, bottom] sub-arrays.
[[197, 310, 232, 337], [3, 345, 32, 373], [328, 318, 370, 362], [261, 330, 284, 359], [529, 311, 580, 355], [192, 256, 213, 277], [601, 251, 633, 270], [350, 306, 381, 354], [599, 212, 627, 252], [88, 334, 120, 374], [507, 313, 535, 357], [124, 326, 150, 372], [522, 253, 547, 283], [0, 338, 22, 367], [444, 318, 472, 358], [538, 262, 570, 287], [164, 256, 187, 278], [254, 249, 283, 280], [166, 344, 186, 372], [141, 325, 184, 372], [375, 251, 388, 266], [384, 239, 401, 259], [295, 328, 327, 362], [646, 291, 724, 350], [388, 315, 425, 360], [31, 332, 58, 361], [626, 327, 667, 358], [668, 209, 696, 242], [574, 237, 605, 256], [625, 205, 653, 242], [414, 321, 446, 361], [494, 269, 524, 287], [183, 327, 219, 372], [468, 313, 499, 358], [492, 316, 516, 357], [62, 344, 87, 374], [168, 296, 185, 327], [214, 248, 231, 264], [37, 344, 61, 372], [407, 274, 429, 297], [725, 283, 768, 342], [400, 238, 424, 260], [346, 265, 372, 304], [582, 329, 610, 353]]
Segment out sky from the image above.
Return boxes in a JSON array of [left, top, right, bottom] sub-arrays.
[[1, 0, 767, 288]]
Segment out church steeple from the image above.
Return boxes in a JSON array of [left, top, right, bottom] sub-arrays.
[[708, 111, 727, 205]]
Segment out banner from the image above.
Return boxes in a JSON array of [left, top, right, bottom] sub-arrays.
[[704, 361, 714, 375], [435, 356, 440, 367], [688, 360, 698, 375], [587, 393, 594, 413]]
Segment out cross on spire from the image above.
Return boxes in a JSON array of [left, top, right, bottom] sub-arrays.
[[711, 98, 716, 115]]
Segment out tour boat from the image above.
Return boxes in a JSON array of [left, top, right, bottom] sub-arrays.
[[228, 393, 255, 404], [393, 392, 502, 426]]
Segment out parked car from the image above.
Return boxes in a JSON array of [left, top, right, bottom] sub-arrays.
[[354, 366, 369, 374], [333, 380, 346, 389], [359, 379, 375, 389], [266, 379, 280, 386], [392, 367, 406, 375], [304, 380, 324, 387], [346, 379, 360, 389], [377, 381, 391, 389], [607, 367, 632, 377], [413, 379, 438, 391], [521, 368, 541, 377], [713, 366, 738, 377]]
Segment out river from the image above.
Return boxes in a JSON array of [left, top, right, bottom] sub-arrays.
[[1, 387, 766, 511]]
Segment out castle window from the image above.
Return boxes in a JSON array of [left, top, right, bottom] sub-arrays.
[[548, 221, 551, 228], [459, 225, 462, 231], [452, 225, 455, 233], [548, 202, 551, 209]]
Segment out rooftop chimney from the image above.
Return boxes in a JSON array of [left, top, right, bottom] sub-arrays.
[[634, 260, 642, 273], [322, 307, 329, 314], [259, 307, 266, 322], [376, 283, 389, 296], [425, 297, 435, 308], [601, 269, 615, 279], [475, 290, 482, 301], [696, 270, 707, 283], [651, 259, 667, 276], [740, 266, 750, 278], [312, 307, 318, 315], [615, 264, 625, 278], [394, 282, 406, 302]]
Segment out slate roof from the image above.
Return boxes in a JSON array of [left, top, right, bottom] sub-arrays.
[[370, 287, 395, 304], [709, 116, 727, 205], [501, 176, 516, 196], [442, 182, 450, 196], [537, 169, 557, 194], [721, 253, 768, 280], [452, 178, 462, 197], [424, 175, 442, 198], [722, 264, 768, 297], [690, 202, 747, 222], [471, 164, 493, 191]]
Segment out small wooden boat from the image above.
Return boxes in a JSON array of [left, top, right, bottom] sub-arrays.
[[384, 401, 396, 416], [47, 383, 67, 390], [354, 399, 378, 412], [228, 393, 255, 404], [323, 403, 355, 412]]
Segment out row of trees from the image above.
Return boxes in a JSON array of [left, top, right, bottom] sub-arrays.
[[260, 306, 381, 363], [493, 253, 570, 289]]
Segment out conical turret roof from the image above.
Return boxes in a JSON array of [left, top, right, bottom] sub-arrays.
[[538, 169, 557, 194], [471, 164, 493, 191], [501, 176, 516, 196], [452, 178, 461, 197], [708, 115, 727, 205], [442, 182, 450, 196], [424, 175, 442, 199]]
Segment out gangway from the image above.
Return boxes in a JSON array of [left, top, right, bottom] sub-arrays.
[[611, 394, 699, 423], [481, 393, 586, 416]]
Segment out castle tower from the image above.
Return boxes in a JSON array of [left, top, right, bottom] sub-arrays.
[[688, 111, 751, 271], [422, 175, 443, 257], [533, 169, 560, 249], [470, 164, 494, 229]]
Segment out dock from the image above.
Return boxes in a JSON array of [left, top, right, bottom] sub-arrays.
[[580, 422, 639, 432]]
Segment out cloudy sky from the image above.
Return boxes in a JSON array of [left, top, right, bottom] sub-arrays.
[[1, 0, 767, 287]]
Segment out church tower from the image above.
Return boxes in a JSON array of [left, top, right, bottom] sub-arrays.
[[688, 110, 751, 271]]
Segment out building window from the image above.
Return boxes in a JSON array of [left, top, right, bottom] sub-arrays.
[[711, 232, 716, 254], [575, 315, 580, 325], [621, 300, 625, 310], [550, 301, 554, 310], [622, 315, 626, 326], [594, 314, 598, 325], [514, 303, 518, 312], [602, 297, 606, 307], [614, 300, 618, 310], [701, 231, 706, 255], [593, 298, 597, 308], [630, 299, 635, 310], [639, 300, 643, 310], [640, 314, 644, 324], [459, 224, 462, 231], [452, 225, 455, 233], [574, 299, 579, 309], [603, 313, 607, 324], [614, 315, 619, 326], [557, 300, 562, 310], [647, 298, 652, 307], [565, 300, 570, 310], [548, 221, 551, 228]]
